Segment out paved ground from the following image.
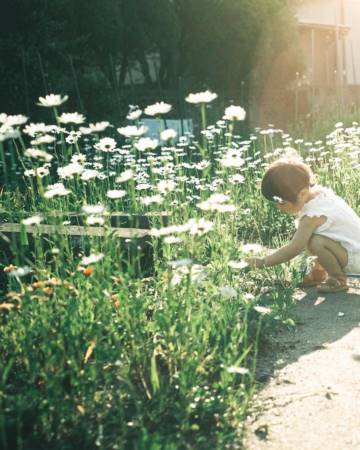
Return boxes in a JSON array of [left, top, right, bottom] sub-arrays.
[[243, 279, 360, 450]]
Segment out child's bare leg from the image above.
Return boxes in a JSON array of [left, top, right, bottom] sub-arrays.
[[307, 235, 348, 282]]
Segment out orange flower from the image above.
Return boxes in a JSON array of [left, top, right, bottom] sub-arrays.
[[111, 276, 123, 285], [0, 303, 16, 311], [63, 281, 75, 290], [111, 294, 120, 309], [42, 287, 54, 295], [47, 277, 62, 286], [83, 267, 93, 277], [6, 291, 22, 300], [3, 264, 17, 273], [32, 280, 45, 289]]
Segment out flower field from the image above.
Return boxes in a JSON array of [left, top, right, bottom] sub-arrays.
[[1, 92, 360, 449]]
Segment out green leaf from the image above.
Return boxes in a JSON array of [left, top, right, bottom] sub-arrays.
[[150, 350, 160, 393], [20, 223, 29, 247]]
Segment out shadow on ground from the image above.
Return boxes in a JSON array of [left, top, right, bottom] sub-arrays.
[[243, 279, 360, 450], [255, 278, 360, 385]]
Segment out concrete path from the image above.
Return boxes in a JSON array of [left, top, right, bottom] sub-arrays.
[[243, 279, 360, 450]]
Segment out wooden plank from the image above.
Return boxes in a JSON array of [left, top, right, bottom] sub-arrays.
[[0, 223, 150, 238], [16, 211, 169, 218]]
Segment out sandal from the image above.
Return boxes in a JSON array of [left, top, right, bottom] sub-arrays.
[[299, 267, 327, 288], [317, 277, 349, 293]]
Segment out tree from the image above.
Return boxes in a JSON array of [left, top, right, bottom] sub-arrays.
[[175, 0, 301, 97], [0, 0, 302, 122]]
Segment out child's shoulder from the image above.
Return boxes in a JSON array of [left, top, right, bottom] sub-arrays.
[[312, 184, 335, 198], [298, 185, 337, 220]]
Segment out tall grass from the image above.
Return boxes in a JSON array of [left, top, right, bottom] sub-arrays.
[[1, 94, 359, 449]]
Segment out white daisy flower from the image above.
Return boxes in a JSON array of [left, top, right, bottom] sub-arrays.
[[58, 112, 86, 124], [37, 94, 69, 107], [86, 216, 105, 225], [126, 109, 142, 121], [0, 126, 20, 141], [141, 194, 163, 206], [115, 169, 134, 183], [21, 215, 43, 226], [65, 131, 82, 144], [226, 366, 250, 375], [157, 179, 176, 193], [81, 169, 100, 181], [5, 114, 29, 127], [208, 193, 229, 204], [218, 286, 237, 299], [168, 258, 193, 268], [82, 204, 105, 215], [135, 137, 158, 152], [57, 162, 84, 179], [194, 161, 211, 170], [94, 137, 117, 153], [106, 189, 126, 199], [24, 148, 53, 162], [228, 260, 248, 270], [0, 113, 8, 123], [7, 266, 33, 278], [188, 218, 214, 236], [150, 222, 187, 237], [71, 154, 86, 164], [79, 253, 104, 266], [30, 134, 56, 145], [164, 235, 182, 244], [212, 204, 236, 213], [223, 105, 246, 121], [117, 125, 147, 138], [253, 305, 272, 314], [161, 129, 177, 141], [229, 174, 245, 184], [170, 264, 207, 286], [144, 102, 172, 116], [80, 121, 111, 134], [242, 243, 263, 254], [44, 183, 71, 198], [35, 166, 50, 178], [23, 122, 51, 137], [220, 156, 245, 169], [185, 90, 218, 104]]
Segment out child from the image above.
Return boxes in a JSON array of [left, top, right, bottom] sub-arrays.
[[246, 158, 360, 293]]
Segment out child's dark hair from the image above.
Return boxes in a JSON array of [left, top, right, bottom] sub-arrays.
[[261, 158, 315, 203]]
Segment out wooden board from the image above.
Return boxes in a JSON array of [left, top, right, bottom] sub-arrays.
[[0, 223, 150, 238], [16, 211, 169, 218]]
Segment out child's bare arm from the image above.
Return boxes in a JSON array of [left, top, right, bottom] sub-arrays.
[[246, 215, 326, 268]]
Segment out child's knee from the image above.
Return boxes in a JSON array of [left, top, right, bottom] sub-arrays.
[[307, 235, 326, 254]]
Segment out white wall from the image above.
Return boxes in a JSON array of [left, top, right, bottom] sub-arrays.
[[296, 0, 360, 85], [344, 0, 360, 84], [296, 0, 341, 26]]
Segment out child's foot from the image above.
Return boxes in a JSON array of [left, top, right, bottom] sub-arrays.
[[300, 265, 327, 287], [317, 276, 349, 293]]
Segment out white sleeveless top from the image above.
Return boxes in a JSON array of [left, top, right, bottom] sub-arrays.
[[297, 185, 360, 254]]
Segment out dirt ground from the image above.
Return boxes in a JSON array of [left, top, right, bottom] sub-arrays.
[[243, 278, 360, 450]]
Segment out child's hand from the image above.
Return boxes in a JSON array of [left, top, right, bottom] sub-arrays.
[[245, 256, 266, 269]]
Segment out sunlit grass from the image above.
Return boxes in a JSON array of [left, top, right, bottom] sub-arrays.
[[1, 93, 359, 449]]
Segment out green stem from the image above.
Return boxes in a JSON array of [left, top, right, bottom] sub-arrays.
[[200, 104, 207, 154], [0, 142, 8, 186]]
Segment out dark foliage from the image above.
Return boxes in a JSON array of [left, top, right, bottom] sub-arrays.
[[0, 0, 301, 120]]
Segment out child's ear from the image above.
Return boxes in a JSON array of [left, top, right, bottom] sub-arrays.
[[298, 188, 308, 201]]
